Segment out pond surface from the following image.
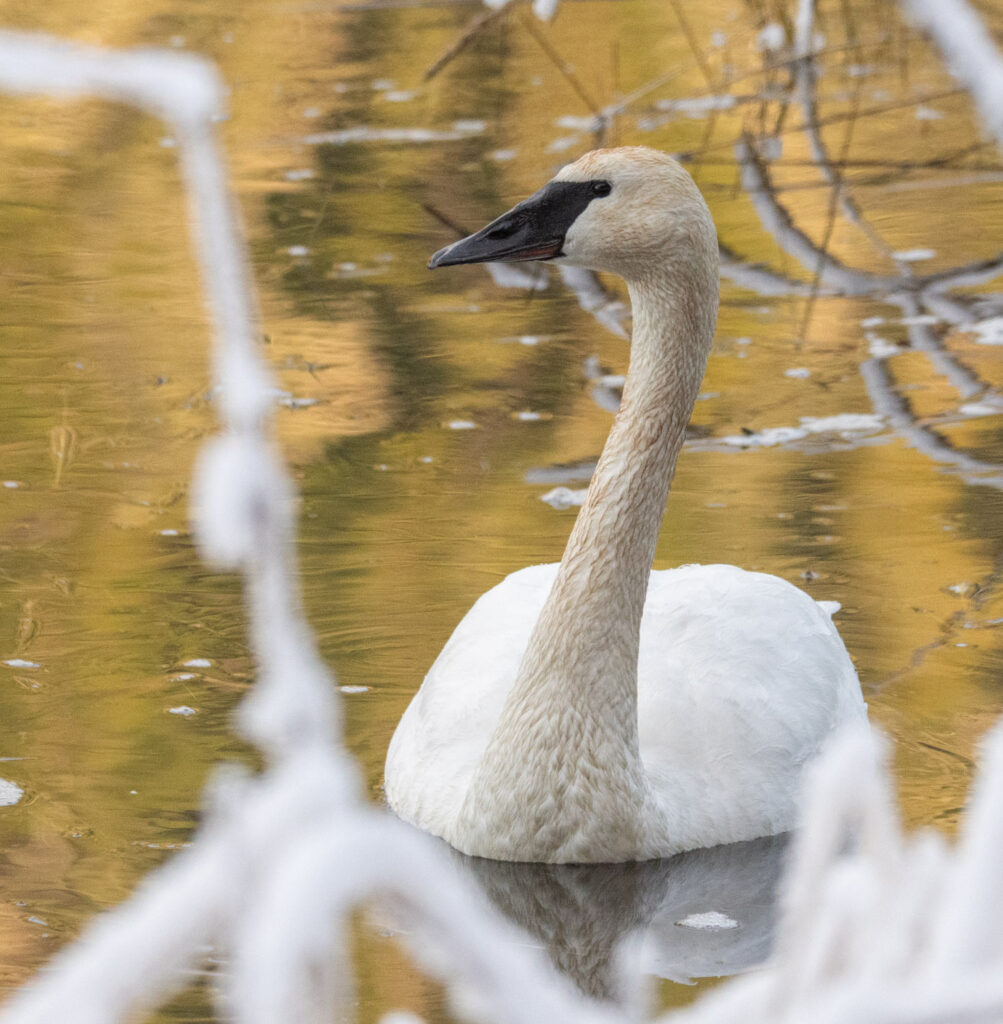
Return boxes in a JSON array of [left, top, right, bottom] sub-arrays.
[[0, 0, 1002, 1018]]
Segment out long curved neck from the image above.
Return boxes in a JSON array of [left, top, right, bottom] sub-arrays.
[[515, 269, 717, 722], [456, 250, 718, 862]]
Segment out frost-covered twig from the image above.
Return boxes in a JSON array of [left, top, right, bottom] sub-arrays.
[[0, 31, 621, 1024], [661, 722, 1003, 1024], [901, 0, 1003, 148]]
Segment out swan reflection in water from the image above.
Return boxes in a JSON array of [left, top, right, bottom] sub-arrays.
[[445, 833, 787, 1004]]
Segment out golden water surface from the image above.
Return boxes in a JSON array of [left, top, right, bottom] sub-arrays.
[[0, 0, 1001, 1018]]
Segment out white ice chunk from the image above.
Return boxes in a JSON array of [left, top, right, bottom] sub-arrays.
[[540, 486, 588, 509], [0, 778, 24, 806]]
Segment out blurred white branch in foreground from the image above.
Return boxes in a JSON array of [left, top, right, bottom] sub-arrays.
[[902, 0, 1003, 147], [0, 24, 1003, 1024], [0, 30, 610, 1024]]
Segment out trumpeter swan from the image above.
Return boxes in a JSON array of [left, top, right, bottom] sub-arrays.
[[385, 147, 867, 863]]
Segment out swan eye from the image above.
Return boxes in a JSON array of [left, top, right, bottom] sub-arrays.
[[591, 181, 612, 197]]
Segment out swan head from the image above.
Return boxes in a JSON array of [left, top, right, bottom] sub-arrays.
[[428, 146, 717, 282]]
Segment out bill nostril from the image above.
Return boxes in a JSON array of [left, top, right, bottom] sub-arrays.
[[485, 219, 519, 241]]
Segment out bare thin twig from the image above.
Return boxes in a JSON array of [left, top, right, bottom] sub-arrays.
[[423, 1, 516, 82]]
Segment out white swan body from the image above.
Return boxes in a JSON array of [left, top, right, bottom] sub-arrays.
[[386, 147, 867, 863]]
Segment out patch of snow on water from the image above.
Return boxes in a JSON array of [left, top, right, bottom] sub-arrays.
[[784, 367, 812, 379], [893, 248, 936, 261], [555, 114, 599, 132], [757, 22, 787, 51], [0, 778, 24, 806], [970, 316, 1003, 345], [654, 95, 736, 117], [305, 124, 484, 146], [675, 911, 740, 930], [446, 420, 477, 431], [3, 659, 39, 669], [183, 658, 211, 668], [540, 486, 588, 509], [532, 0, 560, 19], [168, 706, 197, 717], [867, 334, 899, 359], [721, 413, 884, 448], [961, 401, 1003, 417]]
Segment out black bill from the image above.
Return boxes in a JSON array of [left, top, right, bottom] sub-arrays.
[[428, 179, 611, 269]]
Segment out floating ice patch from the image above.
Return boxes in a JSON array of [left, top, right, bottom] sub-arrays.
[[339, 685, 370, 695], [915, 105, 943, 120], [302, 106, 321, 119], [867, 332, 899, 359], [784, 367, 812, 379], [515, 411, 543, 422], [546, 136, 580, 153], [970, 317, 1003, 345], [722, 426, 807, 448], [287, 245, 310, 257], [961, 402, 1002, 417], [168, 706, 197, 717], [278, 396, 319, 409], [721, 414, 884, 448], [533, 0, 560, 19], [284, 168, 315, 181], [757, 22, 786, 50], [654, 95, 736, 117], [305, 124, 484, 146], [802, 414, 884, 433], [446, 420, 477, 430], [371, 78, 395, 91], [0, 779, 23, 806], [860, 316, 885, 328], [948, 582, 971, 595], [3, 659, 39, 669], [383, 90, 417, 103], [3, 481, 21, 488], [380, 1013, 424, 1024], [556, 115, 599, 132], [676, 911, 739, 930], [173, 673, 196, 681], [893, 248, 935, 262], [541, 487, 588, 509], [159, 529, 180, 537], [183, 658, 211, 668], [490, 148, 517, 162]]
